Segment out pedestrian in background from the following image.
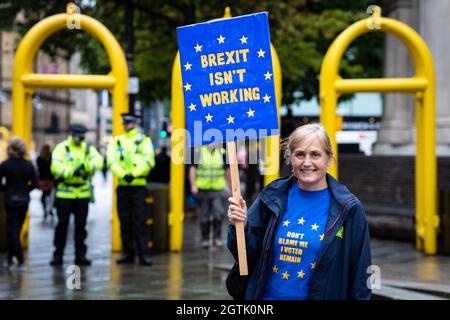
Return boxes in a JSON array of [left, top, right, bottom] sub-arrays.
[[50, 124, 102, 266], [107, 113, 155, 266], [227, 123, 372, 300], [147, 146, 170, 184], [0, 137, 37, 268], [190, 144, 230, 249], [37, 144, 55, 219]]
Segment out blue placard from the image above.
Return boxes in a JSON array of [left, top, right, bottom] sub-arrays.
[[177, 12, 279, 146]]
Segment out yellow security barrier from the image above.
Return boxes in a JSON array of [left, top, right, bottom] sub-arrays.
[[169, 52, 186, 252], [263, 44, 282, 186], [0, 126, 10, 161], [0, 127, 10, 252], [12, 3, 128, 251], [169, 8, 282, 251], [319, 6, 438, 254]]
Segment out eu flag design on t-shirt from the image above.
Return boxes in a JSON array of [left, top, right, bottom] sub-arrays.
[[263, 183, 331, 300]]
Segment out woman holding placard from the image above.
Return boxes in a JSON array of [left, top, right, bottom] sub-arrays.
[[227, 123, 372, 300]]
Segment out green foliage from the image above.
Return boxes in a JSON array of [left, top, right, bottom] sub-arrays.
[[0, 0, 383, 106]]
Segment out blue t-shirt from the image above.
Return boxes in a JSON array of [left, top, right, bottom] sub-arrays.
[[262, 183, 331, 300]]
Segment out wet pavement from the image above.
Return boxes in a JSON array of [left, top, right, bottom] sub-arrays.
[[1, 173, 450, 300], [0, 173, 233, 300]]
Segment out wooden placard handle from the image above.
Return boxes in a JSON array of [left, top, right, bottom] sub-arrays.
[[226, 141, 248, 276]]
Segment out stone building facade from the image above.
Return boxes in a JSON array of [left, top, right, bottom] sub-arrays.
[[375, 0, 450, 155]]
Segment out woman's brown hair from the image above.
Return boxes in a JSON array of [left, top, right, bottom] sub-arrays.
[[7, 137, 27, 158]]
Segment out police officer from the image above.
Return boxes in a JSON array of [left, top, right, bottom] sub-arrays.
[[189, 144, 230, 249], [50, 124, 102, 266], [107, 113, 155, 266]]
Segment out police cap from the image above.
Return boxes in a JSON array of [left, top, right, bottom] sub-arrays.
[[69, 123, 88, 134], [121, 112, 140, 124]]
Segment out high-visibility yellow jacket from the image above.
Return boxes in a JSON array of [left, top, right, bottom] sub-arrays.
[[196, 146, 226, 191], [51, 136, 102, 199], [107, 128, 155, 186]]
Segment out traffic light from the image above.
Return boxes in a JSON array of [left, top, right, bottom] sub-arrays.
[[159, 121, 168, 139]]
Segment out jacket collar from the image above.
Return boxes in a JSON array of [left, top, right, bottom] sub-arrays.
[[325, 173, 355, 206], [259, 173, 356, 221], [67, 136, 85, 149], [259, 175, 295, 217], [124, 127, 139, 138]]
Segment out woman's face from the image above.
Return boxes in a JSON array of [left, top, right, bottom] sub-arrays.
[[291, 137, 331, 191]]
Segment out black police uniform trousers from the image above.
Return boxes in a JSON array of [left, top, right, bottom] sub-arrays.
[[53, 197, 89, 259], [5, 205, 28, 263], [116, 186, 150, 258]]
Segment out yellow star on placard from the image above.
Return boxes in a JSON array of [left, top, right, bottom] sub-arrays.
[[257, 48, 266, 58], [264, 71, 272, 80], [188, 103, 196, 112], [320, 234, 325, 241], [205, 113, 213, 122], [297, 270, 305, 279], [246, 108, 255, 117], [282, 220, 290, 227], [184, 62, 192, 71], [272, 266, 279, 273], [217, 35, 225, 44], [298, 217, 305, 225], [184, 82, 192, 91], [311, 262, 316, 270], [311, 223, 319, 231], [263, 94, 271, 103], [282, 271, 290, 280], [240, 35, 248, 44], [226, 115, 235, 124], [194, 43, 202, 52]]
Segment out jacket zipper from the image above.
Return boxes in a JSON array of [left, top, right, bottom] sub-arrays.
[[308, 196, 356, 299], [253, 213, 277, 299], [323, 196, 356, 239]]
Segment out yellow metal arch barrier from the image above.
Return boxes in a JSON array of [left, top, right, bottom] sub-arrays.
[[12, 4, 128, 251], [169, 8, 282, 251], [319, 7, 438, 254], [0, 126, 10, 162]]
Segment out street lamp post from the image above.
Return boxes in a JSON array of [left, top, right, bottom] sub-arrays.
[[125, 0, 137, 114]]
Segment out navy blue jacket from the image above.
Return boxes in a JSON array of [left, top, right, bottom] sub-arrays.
[[227, 174, 372, 300]]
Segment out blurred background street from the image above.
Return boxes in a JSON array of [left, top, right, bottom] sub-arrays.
[[1, 173, 449, 300], [1, 0, 450, 300]]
